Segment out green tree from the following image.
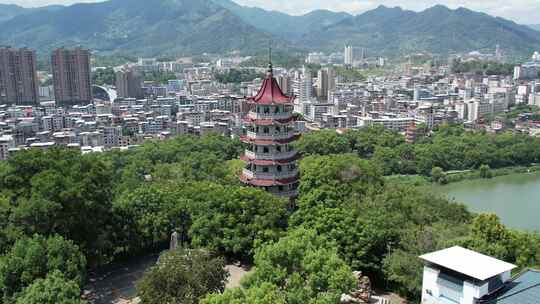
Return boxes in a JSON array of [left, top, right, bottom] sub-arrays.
[[184, 182, 288, 259], [242, 228, 356, 304], [202, 283, 286, 304], [454, 214, 514, 261], [0, 235, 86, 301], [299, 154, 383, 204], [15, 271, 86, 304], [91, 67, 116, 86], [479, 164, 492, 178], [113, 184, 192, 255], [137, 248, 228, 304], [430, 167, 447, 184], [294, 129, 351, 156]]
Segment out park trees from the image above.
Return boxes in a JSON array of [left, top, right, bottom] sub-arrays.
[[205, 229, 356, 304], [15, 271, 86, 304], [137, 248, 228, 304], [0, 235, 86, 302]]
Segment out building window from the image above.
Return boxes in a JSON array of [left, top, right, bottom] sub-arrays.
[[263, 167, 269, 173]]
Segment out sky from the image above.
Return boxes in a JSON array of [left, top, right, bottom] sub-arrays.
[[1, 0, 539, 24]]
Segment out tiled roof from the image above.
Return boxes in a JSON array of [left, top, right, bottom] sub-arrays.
[[247, 69, 294, 105], [481, 270, 540, 304]]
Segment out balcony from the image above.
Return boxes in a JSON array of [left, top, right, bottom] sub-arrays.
[[246, 131, 295, 140], [244, 150, 297, 160], [242, 168, 299, 180], [248, 112, 292, 120]]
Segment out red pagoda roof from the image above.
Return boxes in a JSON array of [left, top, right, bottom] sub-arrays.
[[239, 174, 298, 186], [248, 65, 294, 105]]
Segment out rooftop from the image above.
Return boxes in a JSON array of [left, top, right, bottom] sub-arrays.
[[481, 270, 540, 304], [419, 246, 517, 281]]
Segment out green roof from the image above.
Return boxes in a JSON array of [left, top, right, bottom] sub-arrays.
[[482, 270, 540, 304]]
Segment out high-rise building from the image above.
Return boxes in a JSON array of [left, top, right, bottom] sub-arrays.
[[276, 75, 291, 95], [0, 47, 39, 105], [293, 69, 313, 102], [316, 68, 336, 100], [116, 68, 143, 99], [51, 48, 92, 106], [240, 62, 299, 198], [344, 45, 354, 66]]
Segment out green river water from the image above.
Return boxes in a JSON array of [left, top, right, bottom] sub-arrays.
[[431, 171, 540, 231]]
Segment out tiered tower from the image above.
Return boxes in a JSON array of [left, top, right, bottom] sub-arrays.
[[239, 62, 299, 198]]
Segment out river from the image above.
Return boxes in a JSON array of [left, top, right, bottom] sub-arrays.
[[431, 171, 540, 231]]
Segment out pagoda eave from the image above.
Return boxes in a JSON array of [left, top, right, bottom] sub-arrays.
[[239, 174, 299, 186], [243, 117, 295, 125]]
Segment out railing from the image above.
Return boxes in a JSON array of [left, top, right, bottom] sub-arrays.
[[246, 131, 295, 140], [244, 150, 297, 160], [248, 112, 292, 120], [242, 169, 298, 180]]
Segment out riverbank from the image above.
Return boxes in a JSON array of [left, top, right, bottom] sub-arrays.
[[385, 164, 540, 187]]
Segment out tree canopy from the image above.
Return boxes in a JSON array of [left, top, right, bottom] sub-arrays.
[[137, 248, 228, 304]]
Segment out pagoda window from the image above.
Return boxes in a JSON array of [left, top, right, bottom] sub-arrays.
[[263, 127, 269, 134], [277, 165, 282, 172], [278, 185, 284, 191], [253, 164, 257, 170], [276, 146, 282, 152], [263, 147, 269, 153], [274, 106, 280, 114], [263, 107, 270, 114], [263, 167, 269, 173], [256, 106, 261, 113], [276, 126, 281, 133]]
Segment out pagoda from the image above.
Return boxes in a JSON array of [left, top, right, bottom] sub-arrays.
[[239, 61, 299, 198]]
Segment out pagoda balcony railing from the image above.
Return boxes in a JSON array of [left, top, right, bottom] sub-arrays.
[[248, 112, 293, 120], [244, 150, 297, 160], [242, 168, 299, 180], [246, 131, 295, 140]]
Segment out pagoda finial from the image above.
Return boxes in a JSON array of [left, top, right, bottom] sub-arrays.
[[267, 42, 273, 77]]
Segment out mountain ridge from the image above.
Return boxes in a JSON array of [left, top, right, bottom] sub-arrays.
[[0, 0, 539, 59]]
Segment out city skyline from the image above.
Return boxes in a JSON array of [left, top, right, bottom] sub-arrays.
[[1, 0, 539, 24]]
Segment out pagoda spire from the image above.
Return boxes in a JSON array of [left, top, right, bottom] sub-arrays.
[[267, 44, 273, 77]]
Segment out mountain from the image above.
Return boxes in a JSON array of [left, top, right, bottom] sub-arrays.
[[301, 5, 540, 58], [0, 4, 27, 22], [0, 0, 282, 56], [211, 0, 351, 38], [0, 4, 63, 22], [529, 24, 540, 32], [1, 1, 539, 58]]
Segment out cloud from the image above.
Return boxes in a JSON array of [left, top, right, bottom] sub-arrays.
[[0, 0, 538, 24]]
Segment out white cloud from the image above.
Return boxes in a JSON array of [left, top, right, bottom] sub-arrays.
[[0, 0, 538, 24]]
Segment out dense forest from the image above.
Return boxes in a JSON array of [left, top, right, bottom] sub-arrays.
[[295, 124, 540, 176], [0, 130, 539, 303]]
